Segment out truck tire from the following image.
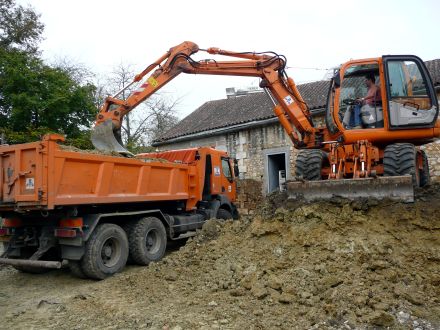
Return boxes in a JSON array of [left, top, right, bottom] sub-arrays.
[[81, 223, 129, 280], [419, 150, 430, 187], [216, 208, 232, 220], [128, 217, 167, 266], [295, 149, 325, 181], [384, 143, 420, 187], [69, 260, 87, 279]]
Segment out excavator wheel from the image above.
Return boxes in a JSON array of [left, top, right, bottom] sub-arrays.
[[419, 150, 430, 187], [384, 143, 420, 187], [295, 149, 327, 180]]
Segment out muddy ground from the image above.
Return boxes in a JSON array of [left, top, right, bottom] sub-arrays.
[[1, 186, 439, 329]]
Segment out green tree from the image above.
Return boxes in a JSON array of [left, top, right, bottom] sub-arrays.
[[0, 0, 97, 148], [0, 48, 97, 138], [0, 0, 44, 53]]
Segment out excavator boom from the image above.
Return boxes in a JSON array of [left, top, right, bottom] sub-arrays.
[[91, 41, 317, 154]]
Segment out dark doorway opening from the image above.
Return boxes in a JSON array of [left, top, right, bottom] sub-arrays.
[[267, 153, 286, 193]]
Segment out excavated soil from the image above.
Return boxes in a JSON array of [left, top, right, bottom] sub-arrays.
[[1, 186, 440, 329]]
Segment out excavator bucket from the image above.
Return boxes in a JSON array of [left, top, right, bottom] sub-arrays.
[[286, 175, 414, 203], [91, 119, 132, 156]]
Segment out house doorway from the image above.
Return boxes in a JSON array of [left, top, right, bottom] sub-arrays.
[[267, 153, 286, 193]]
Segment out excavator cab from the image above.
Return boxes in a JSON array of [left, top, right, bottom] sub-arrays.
[[326, 55, 439, 143]]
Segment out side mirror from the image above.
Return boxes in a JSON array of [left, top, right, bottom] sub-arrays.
[[233, 159, 240, 178], [333, 70, 341, 89]]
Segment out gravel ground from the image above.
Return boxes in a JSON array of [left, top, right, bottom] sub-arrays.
[[0, 186, 439, 329]]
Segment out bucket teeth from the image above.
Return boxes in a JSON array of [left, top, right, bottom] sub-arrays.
[[287, 176, 414, 203]]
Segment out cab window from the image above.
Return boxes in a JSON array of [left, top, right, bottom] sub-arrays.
[[338, 63, 383, 129], [386, 60, 435, 128], [221, 157, 233, 182]]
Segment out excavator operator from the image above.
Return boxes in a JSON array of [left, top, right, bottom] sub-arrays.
[[348, 73, 382, 129]]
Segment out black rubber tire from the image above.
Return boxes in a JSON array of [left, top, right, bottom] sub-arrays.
[[121, 221, 137, 264], [216, 208, 232, 220], [383, 143, 420, 187], [419, 150, 430, 187], [81, 223, 129, 280], [69, 260, 88, 279], [295, 149, 325, 180], [128, 217, 167, 266]]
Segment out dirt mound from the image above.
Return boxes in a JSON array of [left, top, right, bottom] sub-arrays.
[[1, 186, 440, 329]]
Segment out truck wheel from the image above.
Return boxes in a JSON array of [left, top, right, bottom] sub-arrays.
[[419, 150, 430, 187], [128, 217, 167, 266], [69, 260, 88, 279], [384, 143, 420, 187], [295, 149, 325, 180], [81, 223, 128, 280], [216, 208, 232, 220]]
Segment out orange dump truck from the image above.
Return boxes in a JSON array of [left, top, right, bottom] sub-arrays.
[[0, 134, 238, 279]]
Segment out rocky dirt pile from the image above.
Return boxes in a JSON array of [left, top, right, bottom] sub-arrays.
[[1, 186, 440, 329]]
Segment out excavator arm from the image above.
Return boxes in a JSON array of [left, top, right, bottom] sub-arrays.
[[92, 41, 318, 154]]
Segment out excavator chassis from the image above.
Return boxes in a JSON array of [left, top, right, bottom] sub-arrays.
[[286, 175, 414, 203]]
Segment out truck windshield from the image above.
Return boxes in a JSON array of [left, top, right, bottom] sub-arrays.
[[221, 158, 233, 182]]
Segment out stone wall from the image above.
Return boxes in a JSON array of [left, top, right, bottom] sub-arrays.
[[421, 141, 440, 182]]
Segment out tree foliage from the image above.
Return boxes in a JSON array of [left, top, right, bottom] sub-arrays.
[[100, 63, 181, 153], [0, 0, 97, 148], [0, 0, 44, 53], [0, 49, 97, 137]]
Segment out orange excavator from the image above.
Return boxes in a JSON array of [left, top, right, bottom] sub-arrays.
[[92, 41, 439, 201]]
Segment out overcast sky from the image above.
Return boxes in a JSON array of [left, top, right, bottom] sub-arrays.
[[17, 0, 440, 118]]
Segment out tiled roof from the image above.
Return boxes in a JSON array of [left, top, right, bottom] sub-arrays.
[[155, 80, 330, 142], [155, 59, 440, 143]]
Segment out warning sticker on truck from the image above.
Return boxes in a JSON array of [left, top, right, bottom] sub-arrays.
[[25, 178, 34, 190], [214, 166, 221, 177]]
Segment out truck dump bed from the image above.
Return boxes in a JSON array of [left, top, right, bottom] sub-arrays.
[[0, 135, 194, 211]]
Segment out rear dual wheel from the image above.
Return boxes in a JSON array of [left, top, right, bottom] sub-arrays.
[[126, 217, 167, 266]]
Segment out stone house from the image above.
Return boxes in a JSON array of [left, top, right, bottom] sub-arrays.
[[153, 59, 440, 196]]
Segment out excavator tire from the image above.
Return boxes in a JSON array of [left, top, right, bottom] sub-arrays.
[[419, 150, 430, 187], [295, 149, 325, 181], [128, 217, 167, 266], [384, 143, 420, 187]]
